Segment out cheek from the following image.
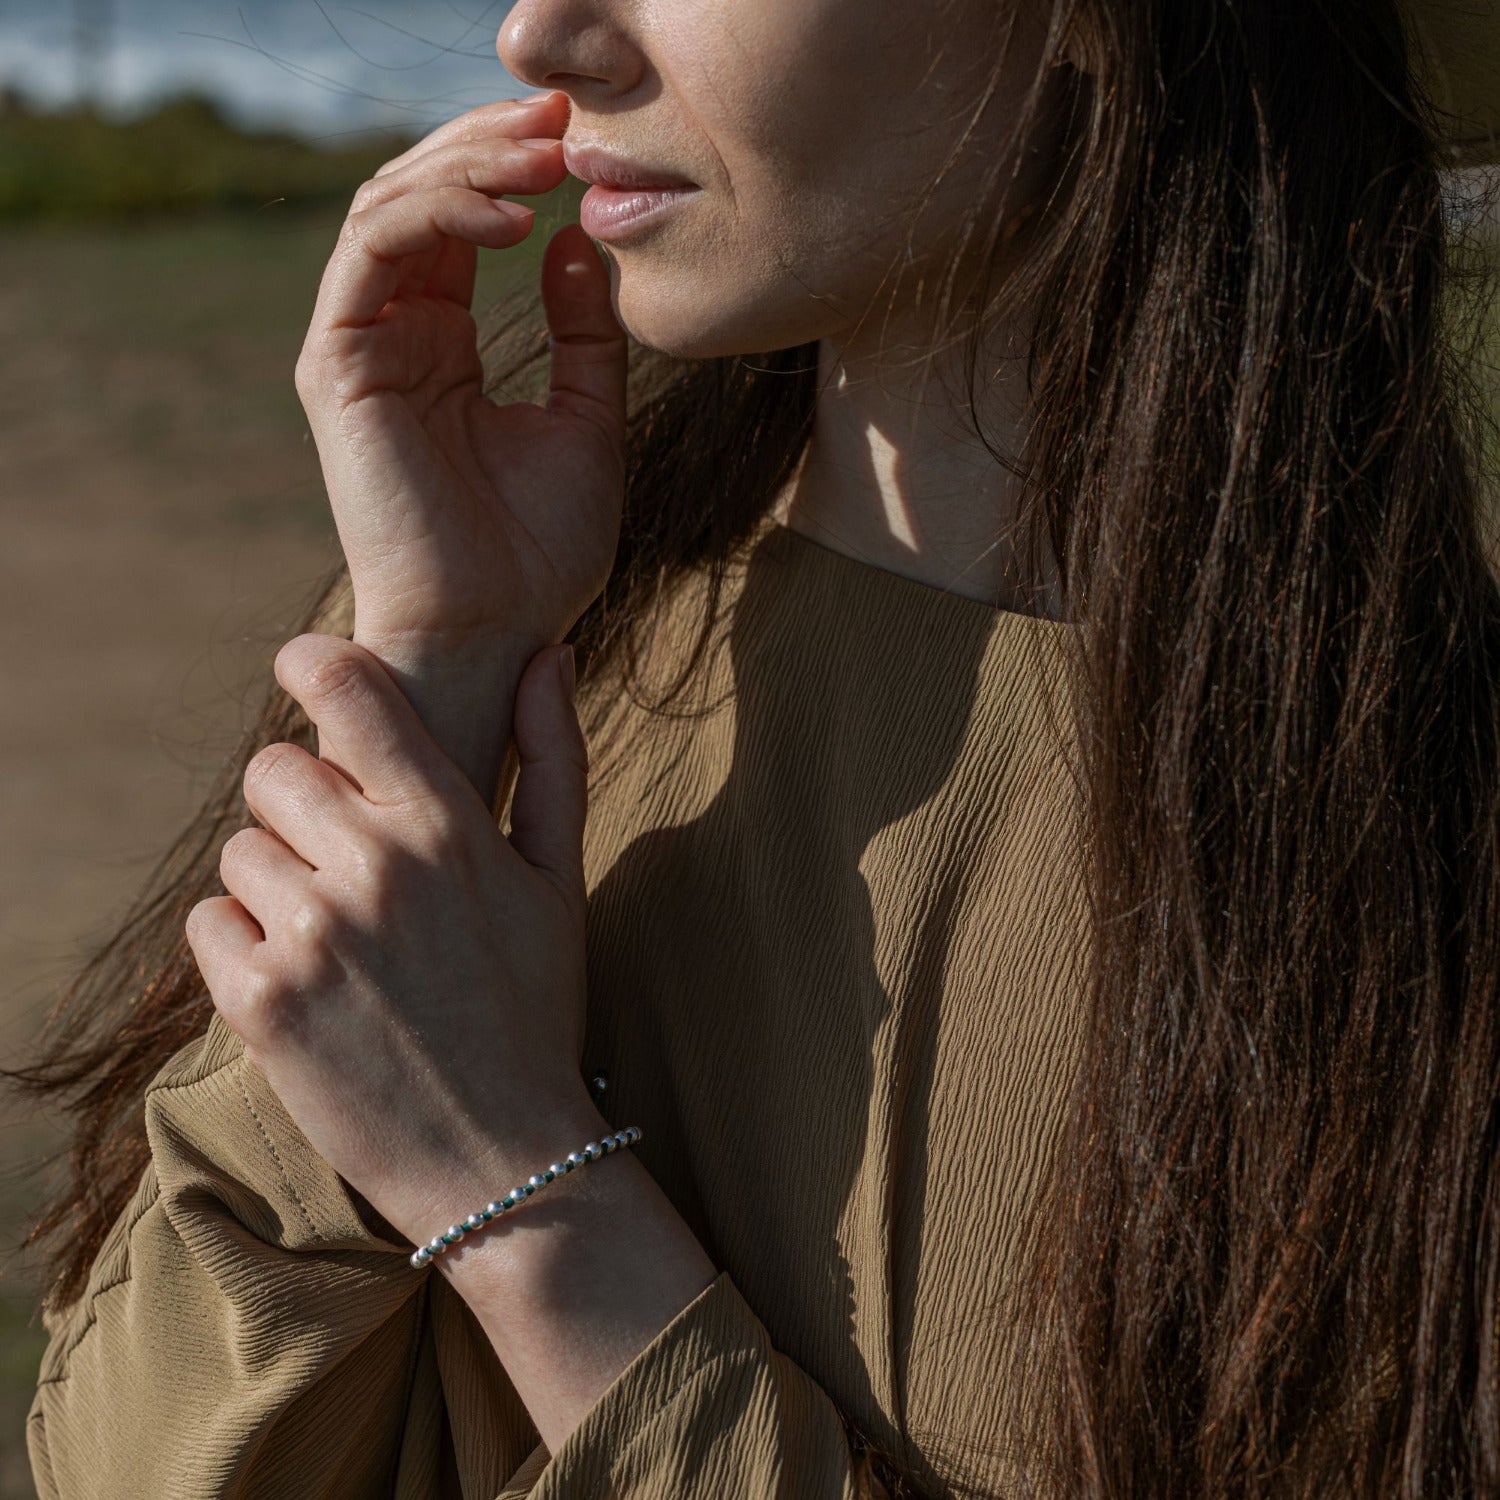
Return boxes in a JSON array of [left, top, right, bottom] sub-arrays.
[[615, 0, 975, 356], [600, 176, 885, 359], [604, 154, 943, 360]]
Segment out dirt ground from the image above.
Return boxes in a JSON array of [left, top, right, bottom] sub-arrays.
[[0, 205, 528, 1496]]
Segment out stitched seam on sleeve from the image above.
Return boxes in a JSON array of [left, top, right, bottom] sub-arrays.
[[143, 1043, 242, 1099], [234, 1068, 319, 1239], [591, 1347, 759, 1500]]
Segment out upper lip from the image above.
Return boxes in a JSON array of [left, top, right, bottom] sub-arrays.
[[562, 143, 697, 191]]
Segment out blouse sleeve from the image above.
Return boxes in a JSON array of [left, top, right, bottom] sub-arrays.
[[25, 1008, 434, 1499], [524, 1270, 895, 1500]]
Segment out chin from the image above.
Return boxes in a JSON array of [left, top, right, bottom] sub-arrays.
[[598, 255, 822, 361]]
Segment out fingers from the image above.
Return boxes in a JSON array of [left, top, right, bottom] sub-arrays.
[[185, 895, 263, 995], [338, 135, 564, 313], [353, 137, 563, 218], [273, 634, 470, 813], [218, 826, 315, 935], [420, 234, 480, 310], [301, 97, 571, 334], [372, 92, 568, 180], [242, 739, 370, 870], [541, 225, 628, 458], [507, 645, 589, 902], [298, 94, 574, 374], [311, 184, 539, 333]]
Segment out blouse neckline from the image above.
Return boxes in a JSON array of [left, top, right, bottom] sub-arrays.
[[761, 518, 1080, 633]]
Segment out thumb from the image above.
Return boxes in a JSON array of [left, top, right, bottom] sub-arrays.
[[540, 223, 626, 460], [507, 643, 589, 900]]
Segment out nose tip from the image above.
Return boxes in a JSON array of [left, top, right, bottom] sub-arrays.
[[496, 2, 634, 97], [494, 9, 533, 85]]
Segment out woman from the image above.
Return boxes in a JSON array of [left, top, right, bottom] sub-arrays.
[[11, 0, 1500, 1493]]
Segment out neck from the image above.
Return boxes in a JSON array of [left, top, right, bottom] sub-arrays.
[[771, 311, 1061, 619]]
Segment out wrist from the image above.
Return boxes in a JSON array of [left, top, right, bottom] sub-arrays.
[[387, 1082, 615, 1255], [351, 622, 546, 684], [435, 1141, 719, 1456], [347, 625, 555, 809]]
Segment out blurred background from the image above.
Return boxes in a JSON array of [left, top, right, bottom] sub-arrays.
[[0, 4, 588, 1493], [0, 5, 1496, 1497]]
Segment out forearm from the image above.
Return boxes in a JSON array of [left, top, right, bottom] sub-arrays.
[[411, 1103, 719, 1456], [336, 613, 713, 1457]]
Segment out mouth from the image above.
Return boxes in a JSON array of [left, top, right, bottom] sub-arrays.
[[562, 142, 698, 192], [562, 141, 701, 243]]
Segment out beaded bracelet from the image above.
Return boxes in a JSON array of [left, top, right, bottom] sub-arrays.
[[409, 1123, 644, 1270]]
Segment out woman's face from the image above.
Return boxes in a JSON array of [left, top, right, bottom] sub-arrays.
[[496, 0, 1058, 359]]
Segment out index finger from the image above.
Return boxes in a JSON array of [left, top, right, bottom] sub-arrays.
[[273, 634, 466, 811], [374, 92, 569, 179]]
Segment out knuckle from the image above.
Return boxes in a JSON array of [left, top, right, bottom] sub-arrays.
[[293, 351, 320, 399], [278, 636, 364, 703], [306, 650, 366, 705], [411, 803, 466, 864], [245, 743, 296, 793], [237, 962, 291, 1033], [219, 826, 259, 870], [345, 835, 395, 892], [339, 206, 374, 251], [240, 967, 314, 1050], [289, 892, 342, 947], [241, 962, 280, 1012], [359, 844, 411, 923]]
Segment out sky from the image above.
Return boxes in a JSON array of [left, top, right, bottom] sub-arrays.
[[0, 0, 528, 142]]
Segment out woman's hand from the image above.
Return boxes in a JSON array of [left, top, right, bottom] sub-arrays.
[[184, 631, 607, 1246], [295, 91, 627, 659]]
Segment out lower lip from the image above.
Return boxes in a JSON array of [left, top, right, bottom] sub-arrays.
[[579, 184, 699, 241]]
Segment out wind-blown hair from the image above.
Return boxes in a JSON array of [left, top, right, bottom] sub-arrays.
[[7, 0, 1500, 1492]]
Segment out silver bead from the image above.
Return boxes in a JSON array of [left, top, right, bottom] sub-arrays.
[[528, 1173, 546, 1189], [512, 1186, 528, 1201], [549, 1162, 567, 1178], [427, 1236, 446, 1254], [566, 1151, 584, 1168], [464, 1212, 484, 1231], [485, 1201, 504, 1217], [447, 1223, 466, 1241]]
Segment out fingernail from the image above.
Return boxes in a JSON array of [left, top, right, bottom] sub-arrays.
[[493, 198, 534, 219], [557, 645, 576, 698], [517, 91, 556, 103], [518, 137, 559, 151]]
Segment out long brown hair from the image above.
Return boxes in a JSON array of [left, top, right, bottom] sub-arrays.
[[8, 0, 1499, 1492]]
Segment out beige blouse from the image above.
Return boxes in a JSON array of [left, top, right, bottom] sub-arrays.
[[27, 514, 1091, 1499]]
